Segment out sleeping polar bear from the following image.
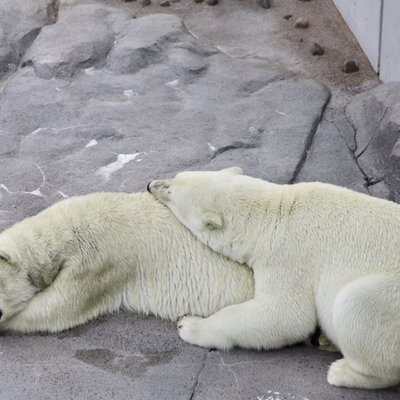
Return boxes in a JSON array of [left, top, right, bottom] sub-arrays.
[[0, 192, 254, 333], [148, 167, 400, 390]]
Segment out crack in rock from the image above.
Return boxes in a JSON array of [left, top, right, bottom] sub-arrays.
[[290, 92, 331, 184], [47, 0, 60, 25], [189, 350, 210, 400]]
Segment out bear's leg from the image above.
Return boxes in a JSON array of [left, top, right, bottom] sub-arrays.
[[2, 267, 123, 333], [178, 296, 316, 350], [328, 273, 400, 389]]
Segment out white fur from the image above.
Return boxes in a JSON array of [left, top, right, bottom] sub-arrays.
[[0, 192, 255, 333], [149, 168, 400, 389]]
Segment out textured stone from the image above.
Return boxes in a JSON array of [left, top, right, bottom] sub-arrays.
[[343, 60, 359, 73], [311, 42, 325, 56], [22, 4, 129, 79], [295, 118, 367, 193], [346, 82, 400, 200], [107, 14, 183, 74], [0, 0, 53, 77], [294, 17, 309, 28], [258, 0, 272, 9]]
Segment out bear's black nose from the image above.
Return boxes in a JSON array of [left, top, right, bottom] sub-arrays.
[[147, 181, 152, 193]]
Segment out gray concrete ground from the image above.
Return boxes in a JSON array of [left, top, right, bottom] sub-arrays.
[[0, 0, 400, 399]]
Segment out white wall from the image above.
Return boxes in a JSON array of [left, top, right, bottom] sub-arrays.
[[333, 0, 382, 71], [333, 0, 400, 82], [380, 0, 400, 82]]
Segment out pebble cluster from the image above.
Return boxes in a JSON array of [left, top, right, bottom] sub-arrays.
[[124, 0, 360, 74]]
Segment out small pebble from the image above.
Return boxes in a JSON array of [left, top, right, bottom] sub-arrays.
[[258, 0, 271, 9], [342, 60, 359, 73], [290, 35, 304, 43], [311, 43, 325, 56], [207, 0, 218, 5], [124, 0, 135, 2], [294, 17, 309, 29], [170, 0, 180, 2], [194, 0, 204, 3], [141, 0, 151, 6], [283, 14, 293, 20], [160, 0, 170, 5]]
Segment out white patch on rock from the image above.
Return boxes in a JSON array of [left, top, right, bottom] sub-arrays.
[[275, 110, 287, 116], [57, 191, 69, 199], [96, 153, 140, 181], [0, 184, 12, 193], [207, 142, 216, 152], [30, 189, 43, 197], [30, 127, 47, 135], [85, 139, 98, 148], [83, 67, 97, 76], [166, 80, 179, 87], [123, 89, 134, 98]]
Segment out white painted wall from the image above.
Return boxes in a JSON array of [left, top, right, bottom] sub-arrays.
[[333, 0, 400, 82], [333, 0, 382, 71], [380, 0, 400, 82]]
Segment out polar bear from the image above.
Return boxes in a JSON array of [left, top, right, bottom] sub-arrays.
[[0, 192, 255, 333], [148, 167, 400, 389]]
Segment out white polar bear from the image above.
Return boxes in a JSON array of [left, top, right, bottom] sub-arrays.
[[0, 192, 255, 333], [148, 167, 400, 390]]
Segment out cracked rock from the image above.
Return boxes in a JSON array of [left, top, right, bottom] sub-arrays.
[[107, 14, 183, 74], [0, 0, 53, 78], [346, 82, 400, 200], [311, 43, 325, 56], [258, 0, 272, 9], [342, 60, 359, 73], [294, 17, 309, 29], [22, 4, 130, 79]]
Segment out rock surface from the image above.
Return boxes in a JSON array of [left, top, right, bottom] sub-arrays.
[[346, 82, 400, 201], [0, 0, 399, 399]]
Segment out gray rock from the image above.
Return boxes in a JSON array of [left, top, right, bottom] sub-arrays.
[[142, 0, 151, 5], [295, 118, 367, 193], [346, 82, 400, 200], [207, 0, 218, 5], [160, 0, 170, 6], [311, 42, 325, 56], [107, 14, 183, 74], [294, 17, 309, 28], [0, 0, 53, 78], [22, 4, 130, 79], [342, 60, 359, 73], [368, 180, 392, 200], [258, 0, 272, 9]]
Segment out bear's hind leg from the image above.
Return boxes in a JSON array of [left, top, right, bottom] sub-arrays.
[[328, 358, 400, 389], [330, 273, 400, 389]]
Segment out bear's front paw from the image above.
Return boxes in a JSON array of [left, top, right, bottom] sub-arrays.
[[178, 316, 209, 348]]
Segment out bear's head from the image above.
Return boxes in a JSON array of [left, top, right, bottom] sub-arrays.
[[148, 167, 259, 264], [0, 248, 38, 324]]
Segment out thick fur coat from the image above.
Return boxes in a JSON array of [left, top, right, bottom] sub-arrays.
[[149, 167, 400, 389], [0, 192, 254, 333]]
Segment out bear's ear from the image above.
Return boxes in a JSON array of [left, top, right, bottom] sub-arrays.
[[201, 211, 223, 230], [0, 250, 11, 263], [221, 167, 243, 175]]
